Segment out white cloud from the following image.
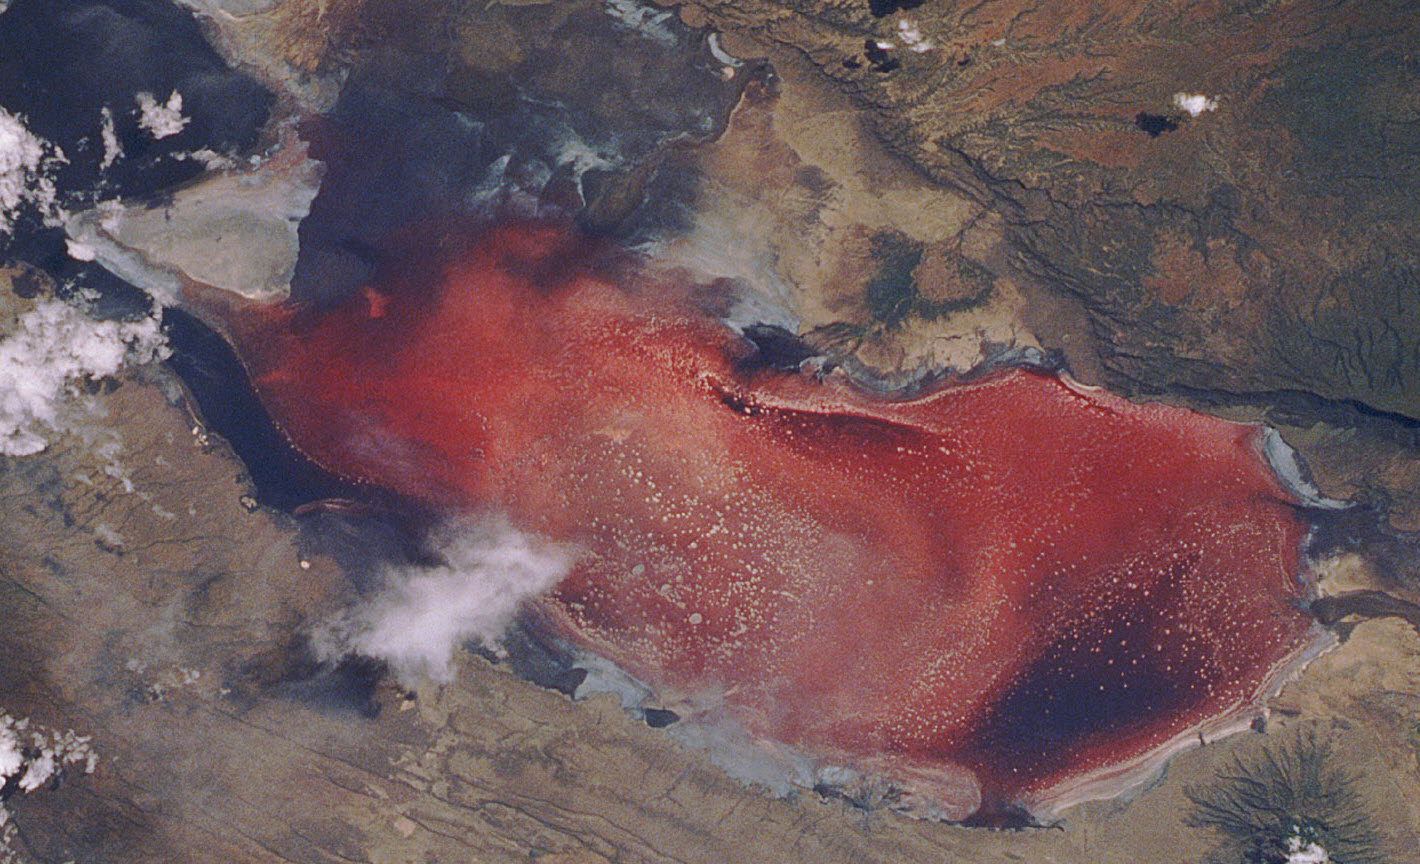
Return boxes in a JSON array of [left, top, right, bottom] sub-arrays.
[[99, 106, 123, 171], [0, 724, 21, 779], [0, 109, 43, 230], [1286, 835, 1330, 864], [136, 90, 190, 140], [17, 752, 55, 792], [1172, 92, 1219, 117], [0, 107, 65, 236], [898, 19, 934, 53], [311, 516, 578, 684], [603, 0, 677, 47], [0, 299, 169, 457], [0, 710, 98, 852], [172, 148, 238, 170]]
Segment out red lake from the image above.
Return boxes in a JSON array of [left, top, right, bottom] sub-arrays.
[[221, 221, 1316, 819]]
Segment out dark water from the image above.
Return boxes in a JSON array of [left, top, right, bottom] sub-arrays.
[[868, 0, 926, 19], [738, 323, 823, 372], [954, 554, 1210, 795], [6, 240, 155, 322], [863, 39, 901, 73], [1135, 112, 1180, 137], [161, 307, 368, 512], [0, 0, 273, 261], [1312, 590, 1420, 634], [291, 1, 754, 308]]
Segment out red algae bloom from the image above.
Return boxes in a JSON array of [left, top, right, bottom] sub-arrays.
[[221, 222, 1318, 820]]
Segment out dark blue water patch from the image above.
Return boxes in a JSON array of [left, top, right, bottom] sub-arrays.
[[486, 619, 589, 698], [863, 39, 901, 73], [952, 554, 1211, 794], [737, 323, 824, 373], [226, 635, 388, 720], [642, 707, 680, 728], [0, 768, 24, 802], [3, 227, 153, 322], [0, 0, 273, 257], [956, 803, 1040, 830], [290, 86, 509, 309], [1312, 589, 1420, 636], [272, 654, 387, 720], [1135, 112, 1179, 137], [294, 503, 445, 597], [868, 0, 926, 17], [974, 634, 1191, 755], [161, 306, 375, 512]]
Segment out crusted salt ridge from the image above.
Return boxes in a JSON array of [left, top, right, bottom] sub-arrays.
[[1260, 428, 1351, 512]]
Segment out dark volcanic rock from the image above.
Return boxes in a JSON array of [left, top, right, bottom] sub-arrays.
[[1133, 112, 1178, 137]]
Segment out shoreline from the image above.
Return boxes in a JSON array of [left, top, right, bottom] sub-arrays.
[[544, 615, 1340, 825], [1021, 620, 1339, 821]]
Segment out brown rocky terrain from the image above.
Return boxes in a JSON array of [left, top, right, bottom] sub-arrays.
[[633, 0, 1420, 532]]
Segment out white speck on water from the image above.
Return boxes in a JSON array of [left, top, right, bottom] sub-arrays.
[[99, 106, 122, 170], [136, 90, 190, 139]]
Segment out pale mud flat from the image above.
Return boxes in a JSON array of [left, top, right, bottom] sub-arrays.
[[63, 131, 322, 307], [0, 272, 1416, 862]]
